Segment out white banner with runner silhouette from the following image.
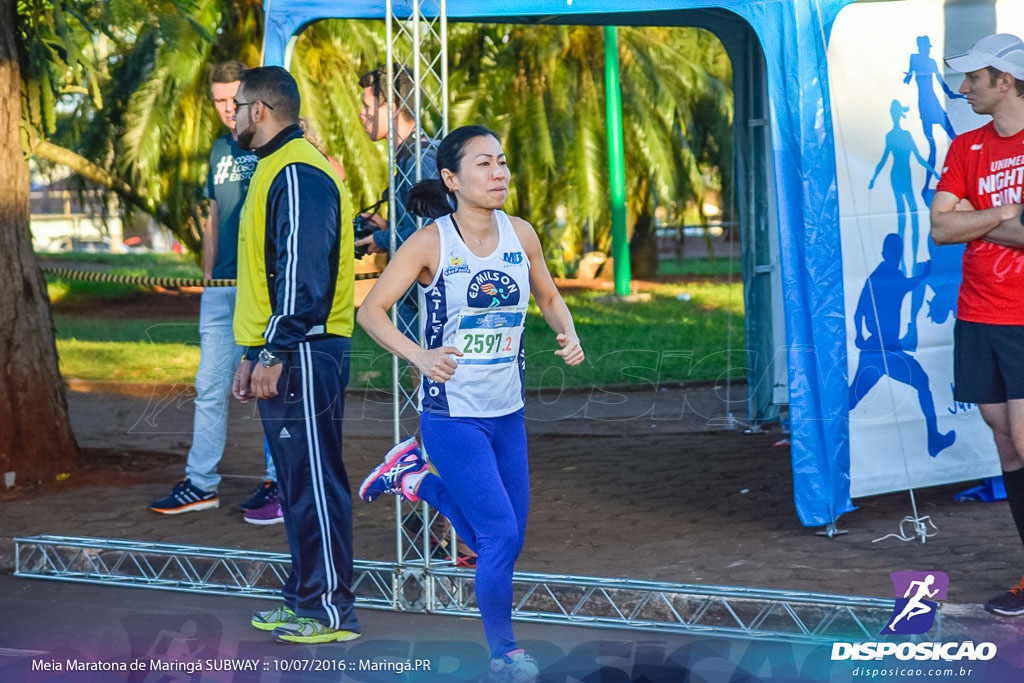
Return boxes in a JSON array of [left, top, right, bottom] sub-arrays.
[[827, 0, 1021, 497]]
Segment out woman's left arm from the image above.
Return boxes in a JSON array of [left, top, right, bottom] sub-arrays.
[[512, 217, 585, 367]]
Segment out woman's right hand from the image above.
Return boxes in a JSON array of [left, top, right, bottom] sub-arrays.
[[414, 346, 463, 383]]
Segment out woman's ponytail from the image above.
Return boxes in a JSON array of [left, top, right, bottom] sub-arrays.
[[406, 178, 454, 219], [405, 125, 500, 220]]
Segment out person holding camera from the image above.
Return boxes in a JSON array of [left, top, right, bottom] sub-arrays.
[[355, 65, 476, 567], [355, 64, 438, 341]]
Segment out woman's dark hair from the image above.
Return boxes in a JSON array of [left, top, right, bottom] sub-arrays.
[[406, 125, 500, 219]]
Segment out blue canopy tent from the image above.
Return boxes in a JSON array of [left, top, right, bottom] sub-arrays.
[[263, 0, 859, 528]]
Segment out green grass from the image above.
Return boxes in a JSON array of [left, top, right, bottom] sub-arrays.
[[40, 251, 203, 303], [52, 280, 746, 388], [44, 253, 747, 387], [54, 317, 201, 344], [657, 256, 742, 277], [57, 339, 202, 384], [36, 251, 200, 270]]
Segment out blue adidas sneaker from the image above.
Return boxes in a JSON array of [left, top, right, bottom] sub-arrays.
[[359, 438, 428, 503], [150, 478, 219, 514], [240, 479, 278, 511]]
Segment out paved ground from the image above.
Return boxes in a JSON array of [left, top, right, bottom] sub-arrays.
[[10, 575, 1023, 683], [0, 575, 711, 682], [2, 384, 1024, 616]]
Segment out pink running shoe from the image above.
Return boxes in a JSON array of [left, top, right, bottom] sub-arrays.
[[358, 437, 428, 503]]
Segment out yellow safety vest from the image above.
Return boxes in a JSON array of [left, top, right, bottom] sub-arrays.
[[234, 136, 353, 346]]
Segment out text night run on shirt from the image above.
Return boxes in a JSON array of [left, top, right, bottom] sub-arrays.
[[978, 165, 1024, 205]]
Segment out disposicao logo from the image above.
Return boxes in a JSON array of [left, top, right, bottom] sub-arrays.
[[831, 570, 997, 663], [883, 571, 947, 635]]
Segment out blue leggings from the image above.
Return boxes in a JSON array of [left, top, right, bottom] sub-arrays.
[[418, 409, 529, 659]]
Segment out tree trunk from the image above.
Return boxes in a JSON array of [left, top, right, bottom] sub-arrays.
[[629, 211, 658, 278], [0, 0, 81, 483]]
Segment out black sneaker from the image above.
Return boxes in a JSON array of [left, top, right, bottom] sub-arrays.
[[241, 479, 278, 511], [983, 576, 1024, 616], [150, 479, 219, 514]]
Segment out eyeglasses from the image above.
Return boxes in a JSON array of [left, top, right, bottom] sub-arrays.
[[233, 99, 274, 111]]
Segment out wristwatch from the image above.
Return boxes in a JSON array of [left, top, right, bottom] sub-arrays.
[[258, 348, 283, 368]]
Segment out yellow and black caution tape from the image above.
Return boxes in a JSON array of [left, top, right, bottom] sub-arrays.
[[42, 267, 381, 287]]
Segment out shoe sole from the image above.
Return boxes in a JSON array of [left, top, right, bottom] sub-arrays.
[[252, 619, 293, 631], [151, 499, 220, 515], [358, 438, 420, 502], [273, 630, 361, 644], [252, 608, 296, 631], [244, 515, 285, 526], [984, 605, 1024, 616]]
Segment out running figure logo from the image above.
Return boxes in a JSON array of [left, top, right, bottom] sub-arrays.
[[467, 269, 521, 308], [882, 570, 948, 634]]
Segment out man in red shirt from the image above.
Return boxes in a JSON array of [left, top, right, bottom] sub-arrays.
[[933, 33, 1024, 617]]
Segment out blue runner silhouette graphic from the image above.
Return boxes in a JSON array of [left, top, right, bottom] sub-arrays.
[[869, 99, 937, 277], [904, 35, 964, 203], [849, 233, 956, 457]]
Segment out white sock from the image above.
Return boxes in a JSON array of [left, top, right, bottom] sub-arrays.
[[402, 470, 427, 498]]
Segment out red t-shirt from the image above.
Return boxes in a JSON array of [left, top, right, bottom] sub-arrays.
[[936, 121, 1024, 324]]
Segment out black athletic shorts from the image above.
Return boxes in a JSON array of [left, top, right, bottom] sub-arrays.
[[953, 319, 1024, 404]]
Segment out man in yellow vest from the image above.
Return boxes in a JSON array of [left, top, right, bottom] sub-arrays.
[[229, 66, 359, 644]]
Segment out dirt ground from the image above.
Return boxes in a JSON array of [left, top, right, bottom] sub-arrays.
[[3, 382, 1024, 616], [8, 283, 1024, 618]]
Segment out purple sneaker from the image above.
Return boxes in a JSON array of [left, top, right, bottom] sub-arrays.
[[243, 496, 284, 525]]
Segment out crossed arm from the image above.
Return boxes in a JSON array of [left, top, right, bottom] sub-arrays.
[[930, 190, 1024, 248]]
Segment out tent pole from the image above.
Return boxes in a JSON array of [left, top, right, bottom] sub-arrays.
[[604, 25, 630, 296]]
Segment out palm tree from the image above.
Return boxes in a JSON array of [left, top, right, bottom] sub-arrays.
[[448, 24, 733, 277], [6, 0, 265, 479], [4, 3, 386, 478], [288, 19, 390, 213], [23, 0, 260, 253], [619, 27, 733, 274], [67, 10, 385, 253]]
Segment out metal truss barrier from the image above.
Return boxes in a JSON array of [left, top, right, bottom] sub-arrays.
[[385, 0, 456, 572], [14, 536, 919, 644]]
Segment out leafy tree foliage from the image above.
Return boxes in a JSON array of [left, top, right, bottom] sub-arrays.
[[21, 8, 732, 275]]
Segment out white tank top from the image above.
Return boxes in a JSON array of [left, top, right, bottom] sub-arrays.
[[418, 210, 531, 417]]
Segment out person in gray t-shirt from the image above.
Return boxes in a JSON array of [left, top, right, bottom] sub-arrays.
[[150, 61, 279, 523]]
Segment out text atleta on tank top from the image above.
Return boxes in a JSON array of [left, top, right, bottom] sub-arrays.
[[418, 211, 531, 418]]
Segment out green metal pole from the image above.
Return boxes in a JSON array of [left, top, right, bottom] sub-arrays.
[[604, 25, 631, 296]]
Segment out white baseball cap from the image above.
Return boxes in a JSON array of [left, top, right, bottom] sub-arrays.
[[945, 33, 1024, 80]]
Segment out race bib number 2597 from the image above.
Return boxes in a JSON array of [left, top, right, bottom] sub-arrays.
[[453, 305, 527, 365]]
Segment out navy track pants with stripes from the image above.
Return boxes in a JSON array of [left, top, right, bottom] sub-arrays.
[[258, 336, 360, 632]]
